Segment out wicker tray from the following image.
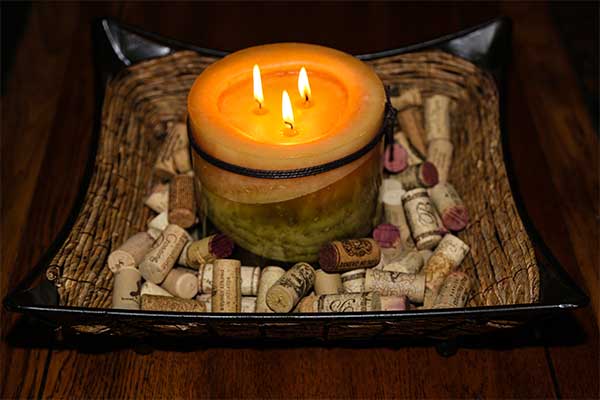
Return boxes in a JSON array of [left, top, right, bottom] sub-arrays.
[[4, 17, 587, 347]]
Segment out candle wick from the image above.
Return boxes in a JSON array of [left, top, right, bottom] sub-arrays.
[[284, 121, 294, 130], [256, 100, 262, 110], [305, 94, 309, 103]]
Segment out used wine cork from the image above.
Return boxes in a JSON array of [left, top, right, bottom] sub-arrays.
[[139, 224, 188, 284], [392, 162, 438, 190], [394, 131, 424, 166], [382, 186, 413, 249], [168, 174, 196, 228], [402, 188, 442, 250], [427, 139, 453, 183], [314, 269, 344, 295], [185, 234, 235, 269], [315, 292, 381, 312], [382, 248, 424, 274], [171, 123, 192, 173], [141, 281, 173, 297], [391, 88, 428, 157], [423, 234, 470, 296], [266, 262, 316, 313], [364, 269, 426, 303], [147, 227, 163, 240], [340, 269, 366, 293], [108, 232, 154, 272], [112, 267, 142, 310], [141, 294, 206, 312], [383, 143, 408, 173], [373, 223, 401, 248], [148, 211, 169, 232], [144, 183, 169, 213], [161, 267, 199, 299], [196, 293, 212, 311], [154, 123, 189, 180], [241, 296, 257, 313], [319, 239, 381, 273], [380, 295, 408, 311], [197, 263, 213, 293], [429, 183, 469, 231], [256, 266, 286, 312], [432, 271, 472, 309], [241, 266, 261, 296], [418, 249, 433, 264], [211, 259, 241, 312], [425, 94, 451, 142], [294, 294, 318, 313]]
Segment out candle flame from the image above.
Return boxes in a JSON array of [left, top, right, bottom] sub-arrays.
[[282, 90, 294, 129], [253, 64, 264, 108], [298, 66, 311, 102]]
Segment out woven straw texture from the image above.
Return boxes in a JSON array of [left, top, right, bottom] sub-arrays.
[[46, 50, 540, 310]]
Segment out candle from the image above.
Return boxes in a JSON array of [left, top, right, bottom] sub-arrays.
[[188, 43, 387, 262]]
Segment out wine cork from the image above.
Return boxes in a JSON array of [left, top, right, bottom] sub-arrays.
[[196, 293, 211, 311], [432, 271, 471, 309], [394, 131, 424, 166], [382, 248, 424, 274], [418, 249, 433, 264], [174, 147, 192, 174], [161, 267, 198, 299], [154, 123, 189, 180], [211, 259, 241, 312], [112, 267, 142, 309], [364, 269, 425, 303], [170, 123, 191, 174], [425, 94, 451, 142], [427, 139, 453, 183], [315, 292, 381, 312], [185, 234, 235, 269], [340, 269, 366, 293], [383, 143, 408, 173], [141, 294, 206, 312], [429, 183, 468, 231], [141, 281, 173, 297], [139, 224, 188, 284], [314, 269, 344, 295], [148, 211, 169, 232], [147, 227, 162, 240], [373, 223, 401, 248], [241, 296, 257, 313], [108, 232, 154, 272], [380, 295, 408, 311], [392, 89, 428, 157], [241, 266, 261, 296], [382, 187, 413, 249], [144, 183, 169, 213], [423, 234, 470, 296], [402, 188, 442, 250], [293, 294, 318, 312], [319, 239, 381, 273], [198, 263, 213, 293], [255, 266, 285, 312], [392, 162, 438, 190], [168, 174, 196, 228], [266, 262, 316, 313]]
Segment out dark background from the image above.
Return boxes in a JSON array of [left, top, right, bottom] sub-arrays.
[[1, 2, 598, 399]]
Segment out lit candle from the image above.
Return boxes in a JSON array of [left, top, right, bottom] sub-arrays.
[[188, 43, 386, 261]]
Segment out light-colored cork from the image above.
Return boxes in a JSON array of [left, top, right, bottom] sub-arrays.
[[382, 187, 414, 249], [380, 295, 408, 311], [241, 266, 261, 296], [255, 266, 285, 313], [186, 234, 234, 269], [390, 88, 422, 110], [141, 294, 206, 312], [429, 183, 468, 231], [196, 293, 212, 312], [141, 281, 173, 297], [425, 94, 451, 142], [418, 249, 433, 264], [382, 248, 424, 274], [392, 89, 427, 157], [241, 296, 257, 313], [112, 267, 142, 310], [293, 294, 318, 313], [432, 271, 472, 309], [402, 188, 442, 250], [340, 269, 366, 293], [144, 184, 169, 213], [319, 239, 381, 273], [394, 131, 424, 166], [160, 267, 198, 299], [154, 123, 189, 180], [197, 263, 213, 293], [147, 228, 162, 240], [139, 224, 188, 284], [148, 211, 169, 232], [314, 269, 344, 295], [427, 139, 453, 183], [168, 174, 196, 228], [316, 292, 381, 312], [422, 234, 470, 296], [364, 269, 426, 303], [211, 259, 241, 312], [108, 232, 154, 272], [266, 262, 316, 313]]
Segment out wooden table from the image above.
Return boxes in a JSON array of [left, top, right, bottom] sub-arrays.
[[1, 2, 598, 398]]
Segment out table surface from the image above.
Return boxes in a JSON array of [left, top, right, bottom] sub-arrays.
[[1, 2, 598, 399]]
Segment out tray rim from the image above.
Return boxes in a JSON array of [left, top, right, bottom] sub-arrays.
[[3, 16, 588, 328]]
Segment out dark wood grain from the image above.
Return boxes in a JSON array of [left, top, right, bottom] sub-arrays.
[[1, 2, 598, 399]]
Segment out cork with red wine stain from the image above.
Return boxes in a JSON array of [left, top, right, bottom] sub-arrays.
[[372, 224, 401, 248], [392, 162, 438, 190], [183, 233, 234, 269], [383, 143, 408, 173], [429, 183, 469, 231]]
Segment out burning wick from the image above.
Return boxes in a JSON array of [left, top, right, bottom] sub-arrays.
[[282, 90, 296, 133], [298, 66, 312, 105]]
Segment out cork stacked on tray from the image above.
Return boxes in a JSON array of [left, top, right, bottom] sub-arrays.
[[108, 89, 472, 313]]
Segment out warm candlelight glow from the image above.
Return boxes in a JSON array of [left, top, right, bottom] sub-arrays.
[[281, 90, 295, 130], [298, 66, 312, 102], [253, 64, 264, 109]]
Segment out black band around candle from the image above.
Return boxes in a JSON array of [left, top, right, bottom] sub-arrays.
[[187, 96, 396, 180]]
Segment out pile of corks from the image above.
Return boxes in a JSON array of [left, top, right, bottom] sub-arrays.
[[109, 89, 472, 313]]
